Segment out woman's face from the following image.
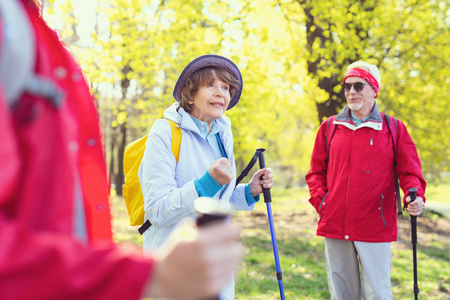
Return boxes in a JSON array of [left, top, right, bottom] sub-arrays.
[[190, 71, 231, 125]]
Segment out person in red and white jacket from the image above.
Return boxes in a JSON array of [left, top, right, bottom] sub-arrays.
[[306, 61, 426, 300], [0, 1, 242, 299]]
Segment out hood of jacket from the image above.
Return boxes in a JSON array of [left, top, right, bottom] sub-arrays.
[[164, 102, 232, 136], [334, 101, 384, 131]]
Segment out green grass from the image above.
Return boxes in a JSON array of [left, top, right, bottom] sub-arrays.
[[426, 184, 450, 204], [111, 184, 450, 299], [236, 235, 330, 299]]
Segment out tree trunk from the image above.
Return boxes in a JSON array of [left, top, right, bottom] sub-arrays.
[[108, 126, 116, 190], [114, 123, 127, 196], [302, 4, 345, 122], [114, 63, 132, 195], [298, 0, 376, 122]]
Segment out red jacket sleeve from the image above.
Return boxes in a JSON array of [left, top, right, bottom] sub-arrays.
[[305, 120, 329, 213], [0, 69, 153, 300], [0, 217, 155, 300], [395, 120, 427, 204]]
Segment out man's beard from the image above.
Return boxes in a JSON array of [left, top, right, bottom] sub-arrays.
[[348, 101, 363, 111]]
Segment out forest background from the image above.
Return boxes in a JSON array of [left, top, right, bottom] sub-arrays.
[[41, 0, 449, 193], [39, 0, 449, 298]]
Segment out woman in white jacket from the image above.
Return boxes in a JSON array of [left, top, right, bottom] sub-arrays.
[[138, 55, 273, 299]]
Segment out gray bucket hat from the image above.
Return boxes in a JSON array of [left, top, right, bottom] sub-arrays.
[[172, 54, 243, 110]]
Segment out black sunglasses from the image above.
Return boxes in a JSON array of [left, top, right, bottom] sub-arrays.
[[343, 82, 368, 93]]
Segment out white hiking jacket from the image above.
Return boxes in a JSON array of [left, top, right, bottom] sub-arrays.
[[138, 103, 254, 299]]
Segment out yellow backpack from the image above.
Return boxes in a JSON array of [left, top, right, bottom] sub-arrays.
[[122, 119, 181, 231]]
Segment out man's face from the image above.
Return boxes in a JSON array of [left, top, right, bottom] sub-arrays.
[[344, 77, 376, 113]]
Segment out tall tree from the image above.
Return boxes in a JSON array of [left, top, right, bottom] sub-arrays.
[[278, 0, 449, 181], [45, 0, 448, 184]]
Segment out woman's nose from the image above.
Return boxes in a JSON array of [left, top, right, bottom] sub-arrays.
[[214, 86, 225, 96]]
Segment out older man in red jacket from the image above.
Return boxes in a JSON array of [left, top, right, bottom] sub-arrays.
[[306, 61, 426, 299], [0, 1, 242, 299]]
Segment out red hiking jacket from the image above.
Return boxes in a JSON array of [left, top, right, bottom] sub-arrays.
[[306, 104, 426, 242], [0, 1, 153, 299]]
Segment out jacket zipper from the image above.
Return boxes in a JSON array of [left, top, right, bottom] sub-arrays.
[[343, 130, 355, 236], [380, 193, 386, 227], [318, 191, 329, 219]]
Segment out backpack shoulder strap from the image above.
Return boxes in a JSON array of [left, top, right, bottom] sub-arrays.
[[138, 119, 181, 235], [325, 115, 336, 166], [167, 119, 181, 163], [383, 113, 402, 218], [383, 113, 398, 149], [383, 113, 399, 162], [384, 112, 390, 127]]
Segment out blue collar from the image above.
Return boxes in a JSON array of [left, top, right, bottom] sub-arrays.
[[351, 111, 371, 126], [190, 115, 221, 139]]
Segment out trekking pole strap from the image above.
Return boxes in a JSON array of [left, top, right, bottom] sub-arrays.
[[235, 151, 260, 186]]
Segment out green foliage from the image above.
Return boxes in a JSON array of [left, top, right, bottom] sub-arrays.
[[278, 0, 450, 181], [109, 185, 450, 299], [44, 0, 448, 185], [427, 184, 450, 204]]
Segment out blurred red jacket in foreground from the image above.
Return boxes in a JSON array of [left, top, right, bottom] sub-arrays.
[[0, 1, 153, 299]]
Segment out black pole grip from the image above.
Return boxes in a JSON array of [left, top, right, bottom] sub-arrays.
[[194, 198, 229, 300], [196, 213, 227, 227], [409, 187, 418, 203], [256, 148, 272, 203], [196, 213, 224, 300], [195, 198, 229, 227], [409, 188, 418, 244]]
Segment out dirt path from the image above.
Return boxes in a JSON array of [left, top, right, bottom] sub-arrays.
[[232, 209, 450, 247]]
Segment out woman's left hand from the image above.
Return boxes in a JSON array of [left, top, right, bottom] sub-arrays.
[[248, 168, 274, 197]]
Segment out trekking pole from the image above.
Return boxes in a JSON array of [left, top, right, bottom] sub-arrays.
[[195, 197, 230, 300], [408, 187, 419, 300], [256, 148, 285, 300]]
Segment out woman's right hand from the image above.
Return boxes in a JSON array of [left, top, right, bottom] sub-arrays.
[[208, 157, 233, 186]]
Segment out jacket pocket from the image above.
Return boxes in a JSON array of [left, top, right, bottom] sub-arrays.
[[318, 191, 329, 220], [380, 194, 386, 227]]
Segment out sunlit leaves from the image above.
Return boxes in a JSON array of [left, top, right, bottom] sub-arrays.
[[45, 0, 448, 185], [279, 0, 449, 182]]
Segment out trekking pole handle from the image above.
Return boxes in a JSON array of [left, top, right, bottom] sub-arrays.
[[408, 188, 418, 244], [256, 148, 272, 203], [408, 187, 418, 203], [195, 198, 229, 227], [194, 198, 229, 300], [196, 214, 224, 300]]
